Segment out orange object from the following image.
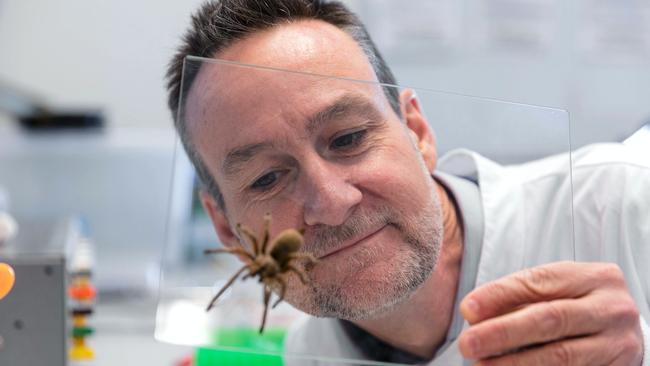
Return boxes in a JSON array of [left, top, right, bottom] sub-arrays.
[[72, 315, 87, 327], [0, 263, 15, 300], [69, 285, 97, 301], [72, 276, 91, 286]]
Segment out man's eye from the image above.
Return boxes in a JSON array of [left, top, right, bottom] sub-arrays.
[[330, 130, 367, 150], [251, 171, 279, 190]]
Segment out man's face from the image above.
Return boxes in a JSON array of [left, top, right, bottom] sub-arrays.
[[185, 20, 443, 320]]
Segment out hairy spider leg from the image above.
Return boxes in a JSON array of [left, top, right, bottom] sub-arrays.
[[206, 266, 248, 311], [287, 264, 309, 284], [204, 247, 255, 262], [242, 260, 267, 280], [237, 224, 260, 255], [261, 213, 271, 254], [242, 269, 260, 281], [259, 285, 272, 333], [272, 278, 287, 308], [289, 252, 318, 265]]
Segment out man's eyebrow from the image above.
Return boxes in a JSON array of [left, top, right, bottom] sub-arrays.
[[306, 93, 383, 135], [222, 141, 274, 177]]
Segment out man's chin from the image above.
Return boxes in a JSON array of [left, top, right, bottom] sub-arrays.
[[309, 236, 403, 283], [308, 279, 417, 320], [291, 262, 427, 320], [289, 235, 438, 319]]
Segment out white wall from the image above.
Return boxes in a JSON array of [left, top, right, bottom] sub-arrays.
[[1, 0, 648, 148], [347, 0, 650, 148], [0, 0, 204, 129]]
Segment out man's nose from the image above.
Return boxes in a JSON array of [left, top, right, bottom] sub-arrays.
[[299, 160, 362, 227]]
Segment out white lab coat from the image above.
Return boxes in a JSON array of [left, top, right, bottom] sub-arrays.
[[284, 143, 650, 365]]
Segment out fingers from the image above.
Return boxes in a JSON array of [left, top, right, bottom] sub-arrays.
[[458, 262, 643, 365], [461, 262, 626, 324], [458, 296, 606, 359], [472, 334, 614, 366], [470, 329, 642, 366]]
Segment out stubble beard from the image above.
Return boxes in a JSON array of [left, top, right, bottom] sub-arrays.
[[296, 181, 444, 320]]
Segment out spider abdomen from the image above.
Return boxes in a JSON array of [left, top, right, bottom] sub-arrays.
[[270, 229, 304, 265]]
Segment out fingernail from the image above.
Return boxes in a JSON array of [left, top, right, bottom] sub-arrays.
[[467, 334, 481, 356], [466, 298, 480, 315]]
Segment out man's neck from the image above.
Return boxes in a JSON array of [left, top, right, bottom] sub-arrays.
[[352, 181, 464, 359]]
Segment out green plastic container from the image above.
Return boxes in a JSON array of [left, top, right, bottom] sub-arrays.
[[196, 327, 286, 366]]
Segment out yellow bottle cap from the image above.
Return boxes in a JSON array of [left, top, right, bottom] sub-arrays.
[[70, 345, 95, 360]]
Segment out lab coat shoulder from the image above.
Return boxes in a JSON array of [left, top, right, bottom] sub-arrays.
[[446, 144, 650, 298], [469, 142, 650, 316], [441, 148, 577, 284], [571, 142, 650, 214], [570, 143, 650, 320]]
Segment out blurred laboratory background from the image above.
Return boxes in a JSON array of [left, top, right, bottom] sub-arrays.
[[0, 0, 649, 365]]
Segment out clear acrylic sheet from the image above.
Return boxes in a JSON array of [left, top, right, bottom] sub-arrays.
[[155, 56, 573, 364]]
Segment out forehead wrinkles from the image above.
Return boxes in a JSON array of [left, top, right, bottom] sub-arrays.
[[186, 64, 394, 182], [187, 57, 390, 132], [185, 65, 287, 146]]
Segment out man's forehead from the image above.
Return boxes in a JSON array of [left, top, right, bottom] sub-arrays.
[[186, 72, 387, 157], [186, 72, 391, 188], [196, 81, 384, 150], [182, 19, 389, 177], [184, 19, 380, 127], [216, 20, 378, 80]]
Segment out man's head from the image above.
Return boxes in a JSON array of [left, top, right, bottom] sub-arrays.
[[167, 0, 400, 208], [166, 0, 444, 320]]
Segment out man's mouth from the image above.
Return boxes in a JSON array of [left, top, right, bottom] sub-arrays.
[[316, 225, 388, 260]]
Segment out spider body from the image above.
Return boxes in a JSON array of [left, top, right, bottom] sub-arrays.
[[204, 214, 317, 333]]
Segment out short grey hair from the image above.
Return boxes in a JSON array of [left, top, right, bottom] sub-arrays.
[[166, 0, 400, 210]]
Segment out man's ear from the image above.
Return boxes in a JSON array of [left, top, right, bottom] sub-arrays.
[[399, 89, 438, 173], [199, 190, 238, 248]]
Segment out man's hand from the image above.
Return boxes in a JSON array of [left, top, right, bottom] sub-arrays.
[[458, 261, 644, 365]]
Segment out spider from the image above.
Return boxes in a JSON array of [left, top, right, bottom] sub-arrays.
[[204, 213, 318, 333]]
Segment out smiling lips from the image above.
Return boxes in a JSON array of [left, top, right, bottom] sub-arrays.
[[316, 225, 388, 260]]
